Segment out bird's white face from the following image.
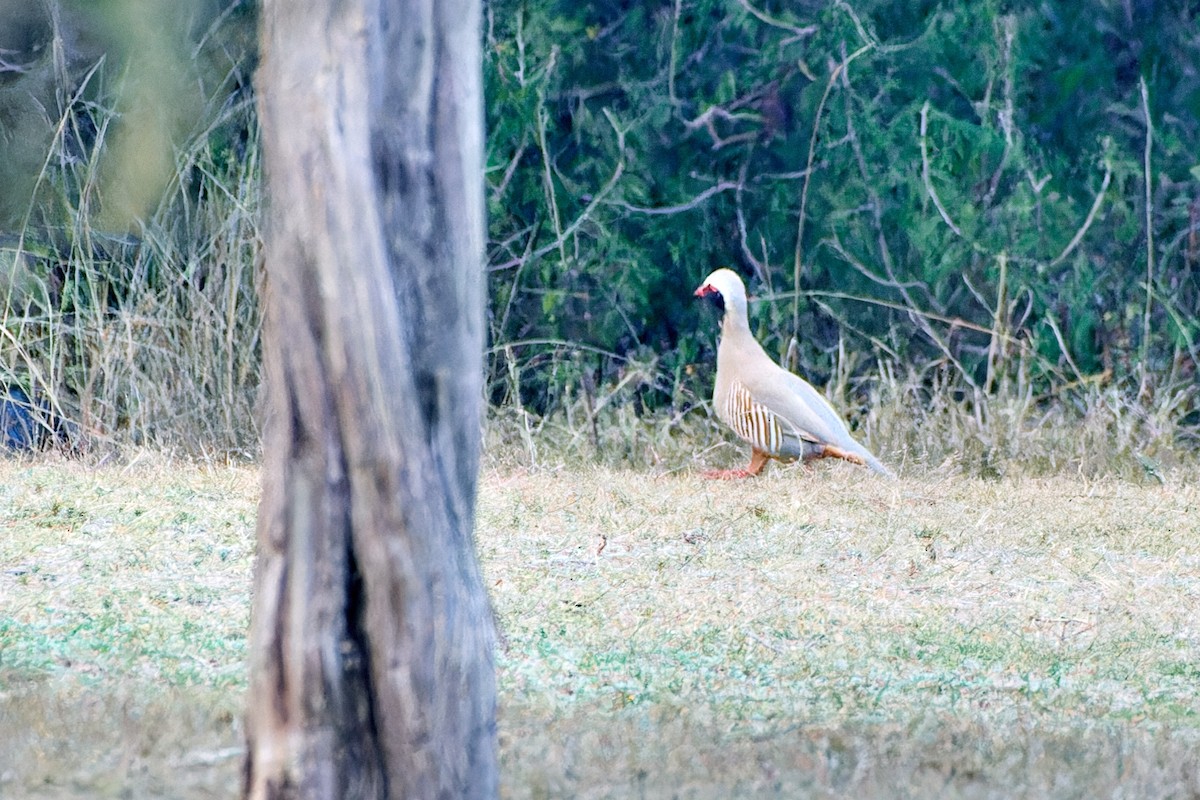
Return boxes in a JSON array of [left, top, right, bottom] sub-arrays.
[[693, 268, 748, 318]]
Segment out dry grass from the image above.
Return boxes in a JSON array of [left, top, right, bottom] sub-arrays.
[[0, 454, 256, 797], [481, 463, 1200, 798], [2, 58, 262, 456], [485, 356, 1199, 483], [2, 454, 1200, 797]]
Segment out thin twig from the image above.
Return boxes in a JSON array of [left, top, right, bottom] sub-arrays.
[[837, 42, 921, 318], [835, 0, 930, 54], [762, 288, 1020, 343], [490, 110, 627, 272], [919, 100, 963, 238], [683, 105, 764, 150], [810, 298, 901, 361], [754, 168, 814, 181], [980, 15, 1016, 209], [191, 0, 245, 59], [611, 181, 738, 215], [823, 235, 925, 293], [823, 226, 971, 383], [0, 48, 32, 74], [487, 222, 538, 270], [1047, 160, 1111, 268], [985, 252, 1008, 393], [837, 0, 874, 47], [489, 134, 529, 202], [668, 0, 683, 108], [1153, 287, 1199, 369], [534, 49, 568, 273], [496, 215, 539, 337], [487, 338, 627, 361], [734, 154, 771, 287], [738, 0, 818, 41], [1139, 75, 1155, 399], [792, 44, 872, 362], [1044, 313, 1086, 386]]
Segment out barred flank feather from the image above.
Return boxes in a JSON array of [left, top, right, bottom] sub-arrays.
[[723, 380, 784, 456]]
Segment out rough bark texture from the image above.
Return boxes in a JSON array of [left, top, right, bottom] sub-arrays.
[[243, 0, 496, 797]]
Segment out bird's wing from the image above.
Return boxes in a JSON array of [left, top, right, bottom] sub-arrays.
[[746, 365, 891, 475], [758, 369, 892, 474], [746, 366, 854, 446]]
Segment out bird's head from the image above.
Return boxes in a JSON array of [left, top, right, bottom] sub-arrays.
[[693, 268, 748, 321]]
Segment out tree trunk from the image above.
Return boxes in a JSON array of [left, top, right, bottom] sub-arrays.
[[243, 0, 496, 797]]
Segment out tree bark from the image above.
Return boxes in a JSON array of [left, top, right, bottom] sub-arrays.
[[243, 0, 496, 798]]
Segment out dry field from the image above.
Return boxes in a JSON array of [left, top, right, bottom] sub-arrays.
[[2, 455, 1199, 798]]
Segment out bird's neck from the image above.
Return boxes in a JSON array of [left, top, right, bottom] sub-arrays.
[[721, 308, 749, 340]]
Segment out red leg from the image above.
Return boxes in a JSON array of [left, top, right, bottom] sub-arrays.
[[703, 448, 770, 479]]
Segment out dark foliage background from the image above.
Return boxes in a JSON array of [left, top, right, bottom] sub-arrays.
[[484, 0, 1199, 415], [1, 0, 1197, 462]]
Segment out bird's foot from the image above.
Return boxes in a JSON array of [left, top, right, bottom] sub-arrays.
[[701, 468, 758, 480], [816, 444, 866, 466]]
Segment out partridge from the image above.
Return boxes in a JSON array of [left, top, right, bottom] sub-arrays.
[[694, 268, 892, 479]]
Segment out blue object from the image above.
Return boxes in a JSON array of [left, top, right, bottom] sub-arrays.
[[1, 386, 51, 452]]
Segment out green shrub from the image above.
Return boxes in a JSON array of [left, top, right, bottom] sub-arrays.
[[2, 1, 1197, 468], [482, 0, 1199, 466]]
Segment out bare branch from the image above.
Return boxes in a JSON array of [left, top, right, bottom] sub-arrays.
[[836, 0, 929, 54], [491, 109, 627, 271], [496, 216, 539, 338], [1139, 75, 1155, 399], [734, 155, 771, 287], [823, 235, 926, 292], [487, 338, 627, 362], [486, 222, 537, 270], [980, 15, 1016, 209], [822, 233, 980, 388], [985, 252, 1008, 393], [738, 0, 818, 41], [762, 288, 1015, 342], [0, 48, 32, 74], [668, 0, 683, 107], [919, 100, 964, 238], [837, 42, 922, 312], [1044, 313, 1087, 385], [488, 134, 529, 202], [683, 105, 764, 150], [791, 43, 872, 363], [1047, 159, 1112, 268], [755, 168, 814, 181], [612, 180, 737, 215], [810, 298, 901, 361]]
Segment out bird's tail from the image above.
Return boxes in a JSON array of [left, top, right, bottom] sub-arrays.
[[842, 436, 895, 479], [863, 450, 897, 479]]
